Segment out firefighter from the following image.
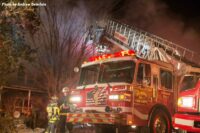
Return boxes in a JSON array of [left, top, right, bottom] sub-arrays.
[[46, 96, 60, 133], [58, 87, 73, 133]]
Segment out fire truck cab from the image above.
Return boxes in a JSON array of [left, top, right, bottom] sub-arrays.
[[67, 50, 175, 133], [173, 67, 200, 132]]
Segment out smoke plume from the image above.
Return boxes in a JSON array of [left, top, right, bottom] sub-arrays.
[[111, 0, 200, 54]]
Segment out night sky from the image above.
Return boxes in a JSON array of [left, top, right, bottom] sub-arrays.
[[164, 0, 200, 21], [110, 0, 200, 54]]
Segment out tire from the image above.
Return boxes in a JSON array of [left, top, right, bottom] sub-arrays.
[[149, 108, 172, 133]]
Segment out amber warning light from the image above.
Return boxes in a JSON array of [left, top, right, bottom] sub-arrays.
[[88, 50, 135, 62]]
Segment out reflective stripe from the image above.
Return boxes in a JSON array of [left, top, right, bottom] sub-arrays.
[[47, 104, 60, 123], [67, 113, 120, 118], [175, 118, 194, 127], [67, 113, 123, 124], [60, 113, 67, 116], [67, 117, 115, 124]]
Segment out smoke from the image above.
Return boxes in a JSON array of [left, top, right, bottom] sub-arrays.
[[111, 0, 200, 54]]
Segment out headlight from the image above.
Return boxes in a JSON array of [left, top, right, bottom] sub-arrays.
[[178, 97, 194, 108], [70, 96, 82, 103], [109, 94, 130, 101], [109, 95, 119, 100]]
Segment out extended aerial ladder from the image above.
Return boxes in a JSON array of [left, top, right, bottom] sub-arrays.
[[103, 19, 200, 68]]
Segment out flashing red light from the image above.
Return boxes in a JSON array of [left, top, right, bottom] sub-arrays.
[[88, 50, 135, 62], [114, 50, 135, 57]]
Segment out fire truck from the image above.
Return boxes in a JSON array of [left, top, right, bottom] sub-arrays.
[[67, 20, 200, 133], [173, 67, 200, 132]]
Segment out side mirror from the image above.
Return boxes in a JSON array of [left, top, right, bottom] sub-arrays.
[[74, 67, 79, 73]]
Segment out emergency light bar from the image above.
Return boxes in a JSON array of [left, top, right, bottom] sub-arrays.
[[88, 50, 135, 62]]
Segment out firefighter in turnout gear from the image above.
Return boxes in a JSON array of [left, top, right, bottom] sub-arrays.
[[58, 87, 73, 133], [46, 96, 60, 133]]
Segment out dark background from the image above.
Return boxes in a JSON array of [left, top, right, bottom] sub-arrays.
[[110, 0, 200, 54]]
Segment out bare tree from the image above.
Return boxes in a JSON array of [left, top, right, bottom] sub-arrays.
[[25, 0, 97, 96], [22, 0, 120, 96]]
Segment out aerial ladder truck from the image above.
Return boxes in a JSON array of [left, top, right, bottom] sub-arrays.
[[66, 19, 200, 133]]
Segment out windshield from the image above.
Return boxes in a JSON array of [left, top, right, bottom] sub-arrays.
[[78, 61, 135, 86], [79, 64, 100, 85], [99, 61, 135, 83], [180, 75, 199, 91]]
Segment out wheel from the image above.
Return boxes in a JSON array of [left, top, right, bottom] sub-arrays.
[[149, 108, 172, 133]]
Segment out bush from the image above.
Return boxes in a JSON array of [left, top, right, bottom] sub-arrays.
[[0, 114, 16, 133]]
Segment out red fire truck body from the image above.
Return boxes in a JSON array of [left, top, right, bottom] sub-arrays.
[[67, 50, 175, 132], [66, 19, 200, 132], [173, 67, 200, 132]]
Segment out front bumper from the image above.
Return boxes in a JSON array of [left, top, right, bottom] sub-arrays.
[[173, 113, 200, 132], [66, 113, 132, 125]]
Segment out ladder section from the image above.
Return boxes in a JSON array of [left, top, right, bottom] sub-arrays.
[[105, 19, 200, 66]]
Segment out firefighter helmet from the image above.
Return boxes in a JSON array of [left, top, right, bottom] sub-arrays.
[[62, 86, 70, 93]]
